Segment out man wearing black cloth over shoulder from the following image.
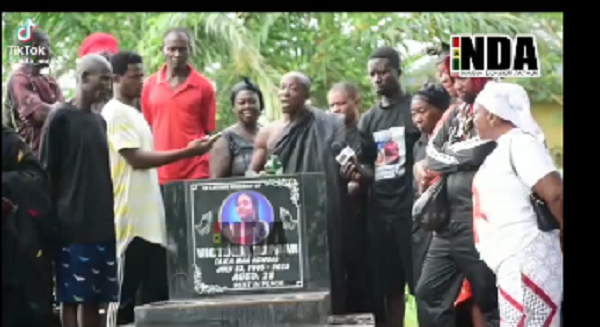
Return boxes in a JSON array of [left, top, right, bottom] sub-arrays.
[[251, 72, 349, 314], [40, 54, 117, 327], [342, 47, 420, 327]]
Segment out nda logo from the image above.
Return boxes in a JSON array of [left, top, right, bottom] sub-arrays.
[[449, 35, 540, 78]]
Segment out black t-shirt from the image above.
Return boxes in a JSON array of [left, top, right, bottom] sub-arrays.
[[345, 124, 363, 156], [359, 94, 420, 220], [39, 103, 115, 244]]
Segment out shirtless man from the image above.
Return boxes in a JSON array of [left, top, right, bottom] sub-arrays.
[[250, 71, 310, 171], [249, 71, 349, 315]]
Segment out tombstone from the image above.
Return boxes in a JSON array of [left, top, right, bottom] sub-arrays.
[[325, 314, 376, 326], [135, 173, 332, 326]]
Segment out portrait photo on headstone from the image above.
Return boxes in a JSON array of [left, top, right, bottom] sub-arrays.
[[219, 190, 274, 246]]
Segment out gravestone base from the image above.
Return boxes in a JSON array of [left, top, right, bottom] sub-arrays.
[[325, 313, 375, 326], [134, 291, 330, 327]]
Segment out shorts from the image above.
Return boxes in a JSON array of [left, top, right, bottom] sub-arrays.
[[55, 241, 119, 304]]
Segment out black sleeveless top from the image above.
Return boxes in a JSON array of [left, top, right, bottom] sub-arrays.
[[224, 130, 254, 177]]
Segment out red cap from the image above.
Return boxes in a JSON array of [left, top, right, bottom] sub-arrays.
[[78, 33, 119, 58]]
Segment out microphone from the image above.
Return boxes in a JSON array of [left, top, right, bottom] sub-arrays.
[[333, 142, 356, 166]]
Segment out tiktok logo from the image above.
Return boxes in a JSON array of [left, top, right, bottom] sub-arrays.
[[16, 18, 37, 42]]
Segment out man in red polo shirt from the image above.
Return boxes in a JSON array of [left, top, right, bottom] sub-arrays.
[[141, 28, 217, 185]]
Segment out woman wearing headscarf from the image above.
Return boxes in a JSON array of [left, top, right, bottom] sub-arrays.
[[472, 82, 563, 326], [410, 82, 452, 327], [2, 125, 55, 327], [210, 77, 263, 178], [78, 33, 120, 113]]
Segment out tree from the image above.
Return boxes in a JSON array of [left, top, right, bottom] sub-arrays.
[[2, 12, 563, 129]]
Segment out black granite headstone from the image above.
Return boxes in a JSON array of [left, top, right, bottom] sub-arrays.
[[135, 174, 331, 326], [161, 173, 329, 299], [190, 180, 303, 294]]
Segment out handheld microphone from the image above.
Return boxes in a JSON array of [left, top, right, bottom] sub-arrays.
[[333, 142, 356, 166]]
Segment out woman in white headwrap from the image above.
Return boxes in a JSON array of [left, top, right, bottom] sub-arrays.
[[471, 82, 563, 327]]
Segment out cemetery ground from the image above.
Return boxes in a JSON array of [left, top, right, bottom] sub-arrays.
[[405, 293, 418, 327]]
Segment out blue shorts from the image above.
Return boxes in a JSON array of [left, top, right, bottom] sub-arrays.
[[55, 241, 119, 303]]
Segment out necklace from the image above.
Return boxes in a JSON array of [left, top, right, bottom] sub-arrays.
[[450, 104, 474, 143]]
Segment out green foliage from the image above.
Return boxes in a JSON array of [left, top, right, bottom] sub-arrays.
[[2, 12, 563, 130], [1, 13, 563, 322]]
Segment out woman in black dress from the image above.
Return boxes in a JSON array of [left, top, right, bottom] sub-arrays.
[[210, 78, 263, 177]]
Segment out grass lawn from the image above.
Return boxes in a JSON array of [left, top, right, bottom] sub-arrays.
[[405, 293, 418, 327]]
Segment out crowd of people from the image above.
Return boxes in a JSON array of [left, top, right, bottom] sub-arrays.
[[2, 26, 563, 327]]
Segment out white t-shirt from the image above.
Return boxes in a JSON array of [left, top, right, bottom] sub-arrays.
[[472, 128, 557, 273], [102, 99, 167, 258]]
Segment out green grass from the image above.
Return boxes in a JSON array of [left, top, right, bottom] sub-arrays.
[[405, 293, 418, 327]]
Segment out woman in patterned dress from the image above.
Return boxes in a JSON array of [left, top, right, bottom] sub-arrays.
[[210, 77, 263, 178]]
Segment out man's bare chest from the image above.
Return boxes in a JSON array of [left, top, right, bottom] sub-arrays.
[[266, 124, 286, 154]]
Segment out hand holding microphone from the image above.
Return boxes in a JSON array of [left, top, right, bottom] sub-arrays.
[[335, 144, 361, 182]]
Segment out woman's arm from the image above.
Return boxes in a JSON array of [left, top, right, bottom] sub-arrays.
[[532, 173, 563, 231], [250, 127, 271, 173], [209, 136, 231, 178], [512, 134, 563, 231]]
